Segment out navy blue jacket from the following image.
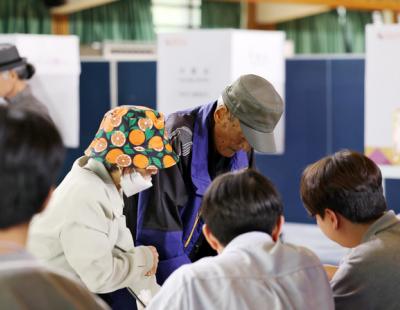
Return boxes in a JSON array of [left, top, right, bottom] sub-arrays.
[[134, 102, 254, 283]]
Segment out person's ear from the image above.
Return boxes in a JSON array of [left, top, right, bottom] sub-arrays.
[[325, 209, 339, 230], [271, 215, 285, 242], [8, 70, 18, 81], [202, 224, 222, 253], [214, 104, 229, 125]]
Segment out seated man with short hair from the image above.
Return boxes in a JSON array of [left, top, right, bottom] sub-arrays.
[[0, 105, 107, 309], [300, 150, 400, 309], [147, 169, 334, 310]]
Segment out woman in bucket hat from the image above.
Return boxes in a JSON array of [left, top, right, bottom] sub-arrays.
[[28, 106, 178, 309]]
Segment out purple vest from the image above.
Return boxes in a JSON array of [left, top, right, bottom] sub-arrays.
[[183, 102, 250, 254]]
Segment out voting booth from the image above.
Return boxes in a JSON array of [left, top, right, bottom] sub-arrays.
[[157, 30, 286, 154], [0, 34, 81, 147], [365, 25, 400, 165]]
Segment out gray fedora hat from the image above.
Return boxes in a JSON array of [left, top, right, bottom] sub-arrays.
[[0, 44, 27, 72], [222, 74, 284, 153]]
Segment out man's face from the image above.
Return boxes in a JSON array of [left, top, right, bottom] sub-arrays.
[[213, 106, 251, 158], [0, 71, 15, 98]]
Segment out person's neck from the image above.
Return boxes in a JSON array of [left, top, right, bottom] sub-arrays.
[[0, 223, 29, 253], [212, 122, 229, 158], [341, 221, 375, 248], [6, 80, 27, 100]]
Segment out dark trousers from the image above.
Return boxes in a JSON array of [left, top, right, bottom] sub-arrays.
[[98, 288, 138, 310]]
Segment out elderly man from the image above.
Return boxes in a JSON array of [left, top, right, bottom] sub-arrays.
[[129, 74, 284, 283]]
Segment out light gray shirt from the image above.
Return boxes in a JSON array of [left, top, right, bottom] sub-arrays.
[[147, 231, 334, 310], [0, 244, 108, 309], [331, 210, 400, 310]]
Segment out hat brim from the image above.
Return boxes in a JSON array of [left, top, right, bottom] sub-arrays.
[[0, 58, 26, 72], [240, 122, 276, 154]]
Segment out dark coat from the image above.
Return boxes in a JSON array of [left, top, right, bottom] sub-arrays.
[[128, 102, 254, 284]]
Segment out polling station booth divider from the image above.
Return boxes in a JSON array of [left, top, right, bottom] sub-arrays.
[[62, 56, 400, 225], [59, 60, 157, 182]]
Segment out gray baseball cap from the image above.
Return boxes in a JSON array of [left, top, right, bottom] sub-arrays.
[[222, 74, 284, 153]]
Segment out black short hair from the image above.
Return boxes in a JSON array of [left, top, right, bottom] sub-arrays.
[[0, 105, 64, 229], [14, 63, 35, 80], [300, 150, 387, 223], [201, 169, 283, 246]]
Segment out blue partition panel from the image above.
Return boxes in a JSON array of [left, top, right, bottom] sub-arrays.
[[385, 180, 400, 213], [118, 61, 157, 109], [256, 59, 330, 223], [59, 62, 111, 181], [331, 59, 365, 153], [256, 58, 371, 223]]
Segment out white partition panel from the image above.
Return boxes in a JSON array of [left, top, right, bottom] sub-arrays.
[[365, 25, 400, 165], [0, 34, 81, 147], [157, 30, 286, 154]]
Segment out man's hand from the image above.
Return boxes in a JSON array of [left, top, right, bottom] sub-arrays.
[[324, 264, 338, 281], [145, 246, 159, 276]]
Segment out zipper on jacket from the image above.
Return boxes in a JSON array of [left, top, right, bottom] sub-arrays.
[[184, 212, 200, 248]]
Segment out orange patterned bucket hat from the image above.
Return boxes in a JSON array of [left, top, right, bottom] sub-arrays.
[[85, 105, 178, 171]]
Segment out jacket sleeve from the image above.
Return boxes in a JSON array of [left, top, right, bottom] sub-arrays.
[[330, 252, 370, 310], [59, 196, 154, 294], [136, 129, 192, 284]]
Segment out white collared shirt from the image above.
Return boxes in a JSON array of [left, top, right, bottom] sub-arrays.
[[148, 231, 334, 310]]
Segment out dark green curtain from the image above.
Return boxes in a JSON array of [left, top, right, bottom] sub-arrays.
[[278, 10, 372, 54], [69, 0, 154, 44], [0, 0, 51, 34], [201, 0, 241, 28]]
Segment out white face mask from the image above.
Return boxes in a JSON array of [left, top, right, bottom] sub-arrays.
[[120, 171, 153, 197]]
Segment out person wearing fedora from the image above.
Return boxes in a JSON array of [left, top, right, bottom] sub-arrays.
[[0, 44, 48, 116], [128, 74, 284, 284]]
